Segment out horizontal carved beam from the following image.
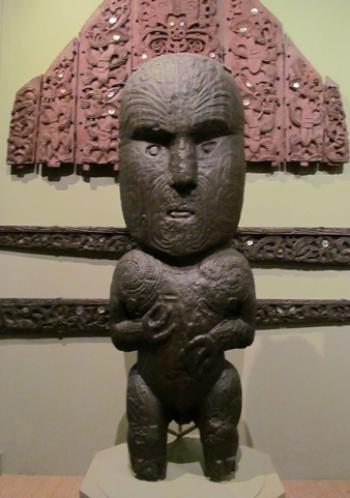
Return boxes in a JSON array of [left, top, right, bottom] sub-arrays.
[[0, 299, 349, 339], [0, 226, 350, 266]]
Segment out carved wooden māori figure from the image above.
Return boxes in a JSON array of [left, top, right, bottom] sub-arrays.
[[110, 53, 256, 482]]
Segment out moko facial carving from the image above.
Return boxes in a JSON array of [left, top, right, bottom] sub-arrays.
[[110, 53, 256, 482]]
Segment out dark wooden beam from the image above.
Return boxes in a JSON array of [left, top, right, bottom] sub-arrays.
[[1, 298, 349, 339], [0, 226, 350, 266]]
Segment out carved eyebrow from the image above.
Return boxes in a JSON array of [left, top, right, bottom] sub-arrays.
[[191, 119, 232, 143], [131, 126, 173, 146]]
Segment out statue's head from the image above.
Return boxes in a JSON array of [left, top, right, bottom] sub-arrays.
[[119, 53, 245, 258]]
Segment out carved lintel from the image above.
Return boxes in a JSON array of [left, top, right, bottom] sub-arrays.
[[0, 298, 349, 339], [37, 39, 79, 167], [5, 0, 349, 173], [0, 226, 349, 266], [7, 76, 43, 167], [285, 37, 324, 166], [224, 0, 285, 166], [323, 77, 349, 165]]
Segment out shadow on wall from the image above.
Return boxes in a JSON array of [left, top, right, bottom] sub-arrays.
[[8, 163, 119, 191], [244, 329, 350, 479]]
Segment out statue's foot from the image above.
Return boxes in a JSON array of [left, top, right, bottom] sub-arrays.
[[204, 456, 236, 481], [132, 457, 166, 481]]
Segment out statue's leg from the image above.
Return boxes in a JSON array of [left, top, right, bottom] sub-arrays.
[[127, 365, 169, 481], [197, 361, 242, 481]]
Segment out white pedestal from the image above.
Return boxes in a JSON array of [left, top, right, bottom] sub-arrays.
[[80, 438, 285, 498]]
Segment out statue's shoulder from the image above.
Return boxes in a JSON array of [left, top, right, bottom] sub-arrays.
[[199, 248, 253, 303], [113, 249, 162, 286], [117, 248, 150, 267], [112, 249, 163, 309], [201, 247, 250, 272]]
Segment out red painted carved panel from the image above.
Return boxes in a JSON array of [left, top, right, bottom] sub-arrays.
[[224, 0, 285, 166], [7, 76, 42, 168], [323, 78, 349, 166], [76, 0, 132, 171], [6, 0, 349, 173], [132, 0, 222, 67], [285, 37, 324, 166], [37, 39, 79, 167]]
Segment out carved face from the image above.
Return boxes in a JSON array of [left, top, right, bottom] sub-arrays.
[[119, 54, 246, 258], [167, 15, 187, 41]]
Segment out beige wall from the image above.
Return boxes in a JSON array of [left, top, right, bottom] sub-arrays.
[[0, 0, 349, 478]]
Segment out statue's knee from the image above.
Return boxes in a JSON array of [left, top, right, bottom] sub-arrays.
[[202, 415, 237, 441], [129, 421, 165, 444], [221, 362, 242, 397], [127, 368, 165, 424]]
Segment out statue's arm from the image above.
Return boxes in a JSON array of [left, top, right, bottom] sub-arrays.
[[110, 298, 175, 352], [110, 294, 145, 353], [109, 262, 146, 352], [110, 261, 174, 352], [209, 266, 256, 351]]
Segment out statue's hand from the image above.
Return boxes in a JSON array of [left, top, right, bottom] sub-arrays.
[[183, 335, 219, 378], [142, 301, 175, 345]]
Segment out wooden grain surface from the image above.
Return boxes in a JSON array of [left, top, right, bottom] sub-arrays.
[[0, 477, 350, 498], [0, 475, 83, 498], [283, 480, 350, 498]]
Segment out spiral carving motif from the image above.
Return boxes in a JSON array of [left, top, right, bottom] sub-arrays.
[[6, 0, 349, 173]]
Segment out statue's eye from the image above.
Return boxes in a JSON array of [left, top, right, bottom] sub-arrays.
[[146, 144, 161, 156], [200, 141, 216, 155]]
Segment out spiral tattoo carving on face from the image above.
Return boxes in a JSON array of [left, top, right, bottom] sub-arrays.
[[119, 53, 245, 258]]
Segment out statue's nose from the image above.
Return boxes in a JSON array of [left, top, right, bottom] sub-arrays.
[[170, 136, 197, 194]]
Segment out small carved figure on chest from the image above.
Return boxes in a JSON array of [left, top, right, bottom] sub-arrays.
[[110, 53, 256, 482]]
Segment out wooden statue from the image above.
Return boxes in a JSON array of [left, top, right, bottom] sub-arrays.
[[110, 53, 256, 481]]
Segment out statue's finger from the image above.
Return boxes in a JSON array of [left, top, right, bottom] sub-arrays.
[[185, 335, 206, 351], [150, 323, 175, 343]]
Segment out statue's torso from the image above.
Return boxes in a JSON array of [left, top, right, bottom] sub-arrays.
[[116, 247, 247, 418]]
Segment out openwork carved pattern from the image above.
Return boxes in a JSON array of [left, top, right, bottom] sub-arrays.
[[7, 76, 42, 167], [6, 0, 349, 172], [1, 226, 350, 266], [133, 0, 221, 66], [0, 298, 349, 339], [285, 38, 324, 166], [234, 228, 350, 266], [224, 0, 284, 165], [323, 78, 350, 165], [256, 299, 350, 328], [37, 40, 79, 167], [0, 226, 136, 259], [76, 0, 131, 171], [0, 299, 110, 339]]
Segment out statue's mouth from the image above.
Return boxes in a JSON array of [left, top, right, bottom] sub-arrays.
[[167, 208, 194, 219]]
